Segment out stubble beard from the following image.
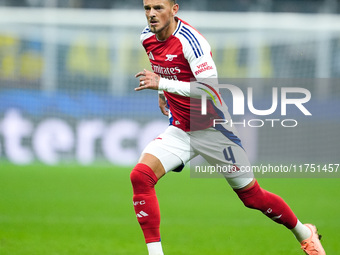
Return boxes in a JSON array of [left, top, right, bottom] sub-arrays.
[[149, 19, 171, 37]]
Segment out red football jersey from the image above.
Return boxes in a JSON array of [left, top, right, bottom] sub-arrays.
[[141, 17, 222, 131]]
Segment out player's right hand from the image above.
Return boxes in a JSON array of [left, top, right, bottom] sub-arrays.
[[135, 69, 160, 91]]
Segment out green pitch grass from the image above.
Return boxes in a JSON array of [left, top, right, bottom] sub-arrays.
[[0, 163, 339, 255]]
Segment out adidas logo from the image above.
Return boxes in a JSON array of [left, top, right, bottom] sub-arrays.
[[149, 52, 155, 60], [271, 214, 282, 220], [136, 211, 149, 218]]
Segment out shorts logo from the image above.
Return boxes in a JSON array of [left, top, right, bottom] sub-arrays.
[[165, 54, 178, 61]]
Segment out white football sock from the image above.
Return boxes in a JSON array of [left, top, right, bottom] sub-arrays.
[[291, 220, 312, 242], [147, 242, 164, 255]]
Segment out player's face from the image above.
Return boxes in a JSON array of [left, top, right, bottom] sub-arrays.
[[143, 0, 178, 40]]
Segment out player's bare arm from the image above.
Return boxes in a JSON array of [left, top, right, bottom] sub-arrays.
[[135, 69, 160, 91], [158, 94, 169, 116]]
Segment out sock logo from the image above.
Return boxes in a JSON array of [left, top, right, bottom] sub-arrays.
[[133, 200, 146, 206], [136, 211, 149, 218], [271, 214, 283, 220], [265, 208, 273, 214], [264, 208, 282, 220]]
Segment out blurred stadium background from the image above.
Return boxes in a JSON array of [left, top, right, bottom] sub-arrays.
[[0, 0, 339, 166], [1, 1, 340, 255]]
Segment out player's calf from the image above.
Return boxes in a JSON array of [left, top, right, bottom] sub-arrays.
[[130, 163, 161, 243], [235, 180, 297, 229]]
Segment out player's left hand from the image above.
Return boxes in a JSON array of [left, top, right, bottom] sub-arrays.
[[135, 69, 160, 91]]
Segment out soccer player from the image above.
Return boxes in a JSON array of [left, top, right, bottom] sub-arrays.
[[131, 0, 326, 254]]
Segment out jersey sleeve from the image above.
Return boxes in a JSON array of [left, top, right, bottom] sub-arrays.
[[159, 26, 218, 98], [180, 28, 218, 79], [140, 26, 153, 44], [159, 79, 216, 99]]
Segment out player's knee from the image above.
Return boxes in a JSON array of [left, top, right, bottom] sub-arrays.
[[130, 163, 158, 194], [130, 168, 142, 188]]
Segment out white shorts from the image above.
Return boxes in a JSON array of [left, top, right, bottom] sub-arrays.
[[142, 125, 254, 189]]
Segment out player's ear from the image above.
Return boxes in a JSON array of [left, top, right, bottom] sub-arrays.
[[172, 3, 179, 16]]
